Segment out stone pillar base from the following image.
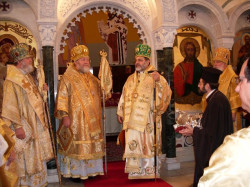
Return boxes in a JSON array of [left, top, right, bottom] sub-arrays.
[[47, 169, 59, 183], [165, 157, 180, 170]]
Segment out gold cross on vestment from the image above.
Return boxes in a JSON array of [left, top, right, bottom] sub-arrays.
[[22, 79, 39, 99], [22, 79, 32, 91]]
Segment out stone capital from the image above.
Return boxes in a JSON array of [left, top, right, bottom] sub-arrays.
[[216, 35, 235, 50], [154, 27, 177, 50], [38, 23, 57, 46]]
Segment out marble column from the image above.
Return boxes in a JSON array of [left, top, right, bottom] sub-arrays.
[[38, 0, 58, 181], [157, 48, 176, 158], [42, 46, 56, 134], [42, 46, 57, 170]]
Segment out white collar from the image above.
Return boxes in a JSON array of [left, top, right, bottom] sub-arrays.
[[206, 89, 216, 99]]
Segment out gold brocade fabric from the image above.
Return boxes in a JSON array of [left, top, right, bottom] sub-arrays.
[[0, 163, 18, 187], [117, 65, 172, 132], [55, 64, 104, 160], [0, 119, 15, 165], [0, 119, 18, 187], [1, 65, 53, 177], [117, 65, 172, 173], [218, 65, 241, 110], [198, 127, 250, 187]]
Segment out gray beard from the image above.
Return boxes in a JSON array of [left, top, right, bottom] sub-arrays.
[[22, 65, 34, 74], [78, 66, 90, 73]]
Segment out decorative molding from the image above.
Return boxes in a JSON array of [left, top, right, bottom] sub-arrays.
[[0, 22, 33, 43], [154, 27, 177, 49], [58, 0, 82, 17], [39, 24, 56, 46], [121, 0, 150, 20], [162, 0, 176, 23], [40, 0, 56, 18], [59, 0, 150, 20]]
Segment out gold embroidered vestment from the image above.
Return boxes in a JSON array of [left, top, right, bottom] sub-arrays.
[[1, 65, 53, 178], [55, 64, 104, 160]]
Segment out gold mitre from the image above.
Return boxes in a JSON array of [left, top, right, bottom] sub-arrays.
[[71, 44, 89, 62], [213, 47, 230, 64]]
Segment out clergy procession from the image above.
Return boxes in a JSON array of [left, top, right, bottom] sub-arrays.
[[1, 0, 250, 187]]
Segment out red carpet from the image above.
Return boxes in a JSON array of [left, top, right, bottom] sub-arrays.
[[84, 161, 172, 187]]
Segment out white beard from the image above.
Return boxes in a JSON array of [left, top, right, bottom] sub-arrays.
[[78, 66, 90, 73], [83, 66, 90, 73], [22, 64, 34, 74]]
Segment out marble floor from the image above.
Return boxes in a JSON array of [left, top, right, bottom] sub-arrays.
[[47, 160, 195, 187], [161, 160, 194, 187]]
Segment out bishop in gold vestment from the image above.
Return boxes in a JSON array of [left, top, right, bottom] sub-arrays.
[[202, 47, 241, 131], [2, 43, 53, 187], [55, 44, 104, 180], [117, 44, 172, 179]]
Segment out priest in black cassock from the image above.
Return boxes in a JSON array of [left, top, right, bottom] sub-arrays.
[[179, 67, 233, 187]]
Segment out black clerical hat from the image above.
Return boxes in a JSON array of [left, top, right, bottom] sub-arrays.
[[201, 67, 222, 84]]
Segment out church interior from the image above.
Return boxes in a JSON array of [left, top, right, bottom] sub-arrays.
[[0, 0, 250, 186]]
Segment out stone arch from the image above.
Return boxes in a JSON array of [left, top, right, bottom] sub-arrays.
[[177, 0, 231, 48], [229, 1, 250, 34], [0, 1, 41, 51]]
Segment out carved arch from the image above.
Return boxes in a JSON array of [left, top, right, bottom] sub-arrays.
[[229, 1, 250, 34], [177, 0, 229, 33], [177, 0, 233, 48]]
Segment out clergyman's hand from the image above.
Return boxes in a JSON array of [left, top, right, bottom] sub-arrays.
[[43, 83, 48, 91], [117, 115, 123, 124], [63, 116, 71, 128], [6, 151, 16, 166], [151, 72, 160, 82], [15, 127, 26, 139], [179, 124, 194, 136]]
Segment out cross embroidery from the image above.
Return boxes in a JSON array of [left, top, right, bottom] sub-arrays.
[[22, 79, 39, 98], [0, 1, 10, 12], [188, 10, 196, 19], [22, 79, 31, 91], [62, 131, 69, 140]]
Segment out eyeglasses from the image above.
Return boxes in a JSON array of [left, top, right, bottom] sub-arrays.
[[235, 76, 246, 84]]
